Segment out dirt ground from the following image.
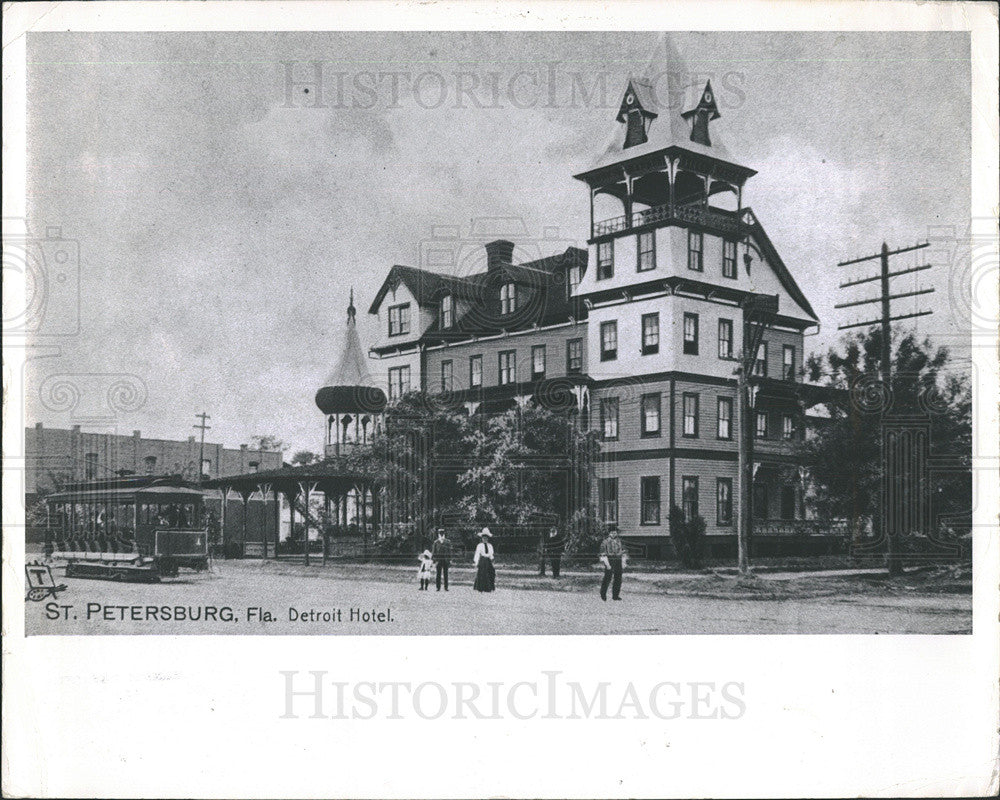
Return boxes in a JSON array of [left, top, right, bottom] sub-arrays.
[[24, 558, 972, 636]]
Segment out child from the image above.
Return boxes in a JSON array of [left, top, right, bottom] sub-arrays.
[[417, 549, 434, 590]]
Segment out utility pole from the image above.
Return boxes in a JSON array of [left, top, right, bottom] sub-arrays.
[[836, 241, 932, 576], [194, 412, 211, 481], [736, 291, 778, 576]]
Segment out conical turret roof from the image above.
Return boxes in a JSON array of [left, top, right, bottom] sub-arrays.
[[315, 290, 387, 414]]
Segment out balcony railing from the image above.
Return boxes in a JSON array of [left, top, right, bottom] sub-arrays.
[[592, 202, 741, 239]]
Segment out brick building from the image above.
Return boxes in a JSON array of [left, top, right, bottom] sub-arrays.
[[25, 423, 283, 503], [365, 35, 830, 556]]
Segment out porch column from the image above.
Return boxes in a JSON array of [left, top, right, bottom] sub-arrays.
[[257, 483, 272, 559], [239, 490, 251, 559], [273, 488, 281, 557], [219, 486, 230, 557]]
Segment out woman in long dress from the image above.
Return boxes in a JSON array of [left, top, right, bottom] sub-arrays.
[[472, 528, 496, 593]]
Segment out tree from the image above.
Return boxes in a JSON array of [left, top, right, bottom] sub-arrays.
[[805, 328, 971, 571], [372, 393, 473, 543], [291, 450, 319, 466], [370, 394, 600, 549], [248, 435, 284, 452], [455, 404, 599, 531]]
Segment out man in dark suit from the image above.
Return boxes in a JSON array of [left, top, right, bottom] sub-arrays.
[[539, 525, 566, 578], [599, 524, 626, 601], [431, 528, 452, 591]]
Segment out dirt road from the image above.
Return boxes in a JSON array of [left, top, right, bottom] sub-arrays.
[[24, 559, 971, 635]]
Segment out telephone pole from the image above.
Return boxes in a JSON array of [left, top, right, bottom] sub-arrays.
[[194, 412, 211, 481], [836, 241, 932, 576], [736, 291, 778, 576]]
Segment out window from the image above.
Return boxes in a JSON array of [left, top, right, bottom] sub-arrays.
[[469, 355, 483, 388], [388, 365, 411, 399], [782, 413, 796, 440], [500, 283, 517, 316], [566, 338, 583, 374], [683, 393, 699, 438], [718, 318, 733, 359], [600, 320, 618, 361], [687, 230, 703, 271], [248, 461, 259, 473], [754, 341, 769, 377], [722, 240, 737, 278], [717, 397, 733, 439], [641, 393, 661, 437], [388, 303, 410, 336], [683, 313, 699, 355], [498, 350, 516, 385], [566, 264, 582, 298], [85, 452, 98, 480], [600, 397, 619, 440], [597, 241, 613, 280], [440, 359, 453, 392], [599, 477, 619, 524], [783, 345, 796, 381], [717, 478, 733, 525], [440, 295, 454, 329], [202, 459, 212, 477], [756, 411, 768, 438], [641, 313, 659, 355], [144, 455, 157, 475], [640, 476, 661, 525], [637, 231, 655, 272], [682, 476, 699, 522], [531, 345, 546, 379]]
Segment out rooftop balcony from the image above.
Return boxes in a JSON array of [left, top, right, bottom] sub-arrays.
[[592, 202, 741, 240]]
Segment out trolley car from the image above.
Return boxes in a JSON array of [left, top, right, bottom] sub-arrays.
[[44, 476, 209, 582]]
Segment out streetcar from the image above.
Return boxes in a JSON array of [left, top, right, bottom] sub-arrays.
[[42, 475, 210, 582]]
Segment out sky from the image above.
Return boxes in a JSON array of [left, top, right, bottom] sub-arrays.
[[23, 31, 971, 456]]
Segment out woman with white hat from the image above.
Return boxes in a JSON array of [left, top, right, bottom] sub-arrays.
[[472, 527, 496, 593]]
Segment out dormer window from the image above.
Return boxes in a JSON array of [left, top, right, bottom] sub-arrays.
[[500, 283, 517, 315], [566, 264, 581, 299], [388, 303, 410, 336], [617, 82, 657, 149], [440, 294, 454, 329]]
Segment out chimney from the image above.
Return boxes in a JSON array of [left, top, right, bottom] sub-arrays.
[[484, 240, 515, 271]]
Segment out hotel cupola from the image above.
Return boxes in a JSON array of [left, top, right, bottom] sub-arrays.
[[572, 33, 758, 296], [315, 290, 387, 456]]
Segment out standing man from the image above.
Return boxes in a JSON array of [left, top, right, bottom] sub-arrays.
[[539, 525, 566, 578], [599, 524, 626, 601], [432, 527, 452, 591]]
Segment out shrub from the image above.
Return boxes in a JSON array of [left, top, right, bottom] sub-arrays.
[[669, 504, 706, 569]]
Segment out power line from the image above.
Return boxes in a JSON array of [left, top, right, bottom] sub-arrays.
[[835, 240, 934, 577]]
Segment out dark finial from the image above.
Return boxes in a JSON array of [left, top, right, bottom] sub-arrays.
[[347, 287, 356, 324]]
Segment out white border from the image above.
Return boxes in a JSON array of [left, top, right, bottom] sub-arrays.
[[3, 2, 998, 798]]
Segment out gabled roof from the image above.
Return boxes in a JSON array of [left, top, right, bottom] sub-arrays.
[[578, 33, 750, 178], [368, 264, 481, 314], [371, 246, 589, 349], [742, 207, 818, 321]]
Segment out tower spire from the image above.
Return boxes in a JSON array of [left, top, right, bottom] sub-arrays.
[[347, 287, 356, 324]]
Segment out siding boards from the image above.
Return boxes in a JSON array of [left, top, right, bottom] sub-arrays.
[[424, 323, 587, 392]]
